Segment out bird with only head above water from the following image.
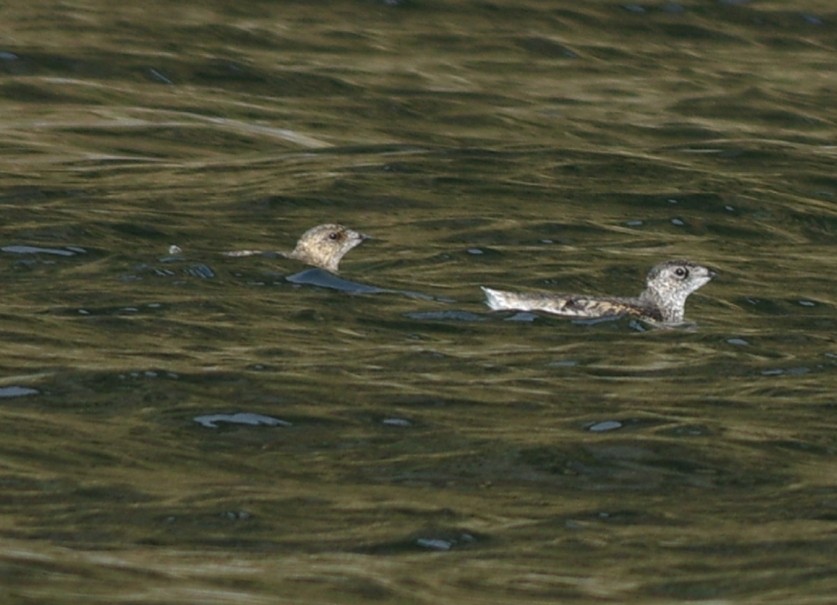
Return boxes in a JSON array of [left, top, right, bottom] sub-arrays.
[[223, 223, 368, 273]]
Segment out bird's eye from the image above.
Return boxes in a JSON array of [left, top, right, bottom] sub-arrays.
[[674, 267, 689, 278], [328, 232, 342, 241]]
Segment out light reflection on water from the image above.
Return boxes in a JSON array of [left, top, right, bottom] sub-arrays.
[[1, 1, 835, 603]]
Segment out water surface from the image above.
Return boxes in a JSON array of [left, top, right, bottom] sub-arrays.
[[1, 1, 835, 603]]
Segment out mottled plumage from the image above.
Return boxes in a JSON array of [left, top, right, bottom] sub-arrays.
[[482, 259, 716, 324], [224, 223, 368, 273]]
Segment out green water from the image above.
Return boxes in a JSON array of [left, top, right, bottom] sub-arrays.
[[1, 1, 835, 603]]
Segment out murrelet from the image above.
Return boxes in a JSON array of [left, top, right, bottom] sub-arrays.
[[224, 223, 368, 273], [482, 259, 716, 324]]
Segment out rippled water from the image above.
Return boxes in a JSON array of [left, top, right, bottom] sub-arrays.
[[1, 1, 835, 603]]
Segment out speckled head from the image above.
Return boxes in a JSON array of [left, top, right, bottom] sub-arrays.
[[642, 259, 716, 323], [288, 223, 368, 273]]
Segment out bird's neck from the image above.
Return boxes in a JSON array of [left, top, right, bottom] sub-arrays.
[[639, 288, 685, 323]]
